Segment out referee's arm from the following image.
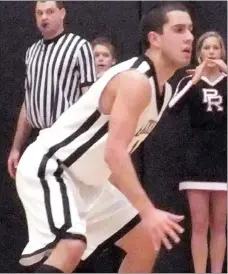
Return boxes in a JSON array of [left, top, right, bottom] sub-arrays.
[[77, 41, 97, 94], [7, 102, 32, 178], [7, 48, 32, 178]]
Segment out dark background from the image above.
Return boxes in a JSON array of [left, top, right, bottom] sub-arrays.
[[0, 1, 227, 272]]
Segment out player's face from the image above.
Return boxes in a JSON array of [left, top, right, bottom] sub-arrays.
[[35, 1, 65, 39], [199, 36, 222, 68], [93, 44, 116, 77], [159, 10, 194, 69]]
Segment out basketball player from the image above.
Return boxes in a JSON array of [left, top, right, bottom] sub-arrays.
[[169, 31, 227, 273], [92, 36, 117, 78], [15, 3, 194, 273]]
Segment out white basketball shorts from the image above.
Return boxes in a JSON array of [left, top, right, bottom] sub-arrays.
[[16, 142, 139, 266]]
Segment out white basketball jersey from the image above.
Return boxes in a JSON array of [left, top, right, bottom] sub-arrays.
[[36, 55, 172, 185]]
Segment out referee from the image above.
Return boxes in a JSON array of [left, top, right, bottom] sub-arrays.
[[8, 1, 96, 178]]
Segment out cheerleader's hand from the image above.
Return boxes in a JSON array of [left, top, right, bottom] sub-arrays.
[[186, 60, 209, 85], [209, 59, 227, 73]]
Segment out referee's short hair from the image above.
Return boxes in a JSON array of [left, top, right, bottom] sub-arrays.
[[36, 1, 64, 10]]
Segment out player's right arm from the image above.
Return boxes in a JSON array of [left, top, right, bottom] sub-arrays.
[[104, 70, 185, 251], [7, 102, 32, 178]]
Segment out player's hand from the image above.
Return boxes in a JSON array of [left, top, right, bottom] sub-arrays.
[[186, 59, 209, 85], [141, 208, 185, 251], [7, 149, 20, 179], [209, 59, 227, 73]]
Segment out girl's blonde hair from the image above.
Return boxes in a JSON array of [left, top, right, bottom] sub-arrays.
[[196, 31, 226, 63]]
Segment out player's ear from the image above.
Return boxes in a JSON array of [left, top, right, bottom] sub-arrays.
[[148, 31, 161, 48]]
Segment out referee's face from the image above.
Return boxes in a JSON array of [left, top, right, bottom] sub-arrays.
[[35, 1, 66, 39]]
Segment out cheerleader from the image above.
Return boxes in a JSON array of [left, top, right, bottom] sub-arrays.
[[169, 31, 227, 273]]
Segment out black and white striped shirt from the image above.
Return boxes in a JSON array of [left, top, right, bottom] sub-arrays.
[[24, 32, 96, 128]]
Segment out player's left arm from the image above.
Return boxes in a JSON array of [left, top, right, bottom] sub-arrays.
[[105, 71, 185, 251], [104, 70, 154, 214]]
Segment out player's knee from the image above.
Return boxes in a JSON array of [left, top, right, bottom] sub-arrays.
[[58, 238, 86, 260], [117, 222, 153, 253]]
